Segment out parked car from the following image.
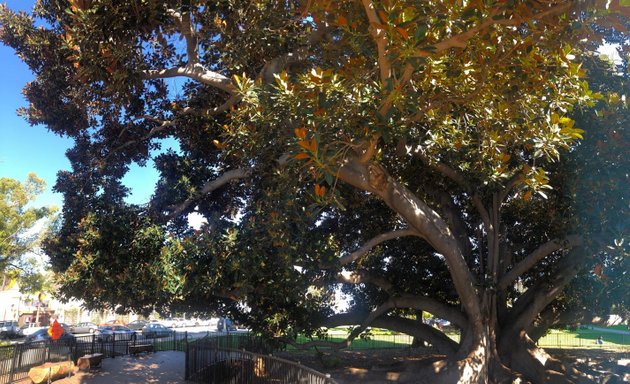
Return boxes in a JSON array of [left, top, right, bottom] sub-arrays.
[[20, 325, 46, 337], [182, 318, 197, 327], [126, 320, 148, 331], [59, 322, 72, 334], [196, 318, 211, 326], [217, 318, 236, 332], [161, 318, 184, 328], [429, 318, 451, 329], [142, 323, 173, 338], [24, 328, 76, 344], [0, 320, 20, 339], [70, 322, 98, 334], [98, 319, 124, 327], [95, 325, 137, 342]]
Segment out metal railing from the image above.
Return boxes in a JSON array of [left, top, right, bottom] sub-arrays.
[[291, 332, 416, 351], [0, 338, 77, 383], [186, 338, 337, 384], [0, 331, 190, 383], [0, 332, 333, 383], [537, 330, 630, 350]]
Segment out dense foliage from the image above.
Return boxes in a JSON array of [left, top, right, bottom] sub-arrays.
[[0, 174, 55, 282], [0, 175, 50, 265], [2, 1, 628, 382]]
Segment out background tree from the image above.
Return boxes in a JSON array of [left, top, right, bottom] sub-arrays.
[[1, 1, 628, 383], [0, 174, 55, 275]]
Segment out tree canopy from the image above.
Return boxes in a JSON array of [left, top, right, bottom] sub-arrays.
[[0, 174, 55, 276], [1, 1, 628, 382]]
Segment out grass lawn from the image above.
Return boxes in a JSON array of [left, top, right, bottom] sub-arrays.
[[289, 328, 464, 351], [289, 326, 628, 352], [291, 332, 414, 350], [188, 326, 627, 353], [537, 328, 629, 350], [602, 324, 630, 332]]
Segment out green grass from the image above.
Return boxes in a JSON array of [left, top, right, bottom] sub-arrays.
[[290, 333, 414, 350], [279, 327, 471, 351], [289, 327, 628, 352], [537, 328, 629, 350], [601, 324, 629, 332]]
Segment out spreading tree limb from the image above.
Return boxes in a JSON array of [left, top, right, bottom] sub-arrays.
[[337, 229, 417, 266], [498, 235, 583, 291], [166, 168, 251, 220]]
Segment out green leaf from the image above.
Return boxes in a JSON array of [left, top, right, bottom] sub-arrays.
[[414, 25, 427, 41]]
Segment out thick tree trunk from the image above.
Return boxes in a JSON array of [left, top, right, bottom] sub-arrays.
[[399, 321, 579, 383], [401, 342, 487, 383], [496, 329, 589, 384], [335, 156, 590, 383]]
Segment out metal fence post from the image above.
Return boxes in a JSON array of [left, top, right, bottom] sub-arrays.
[[184, 333, 189, 380], [8, 343, 19, 383], [556, 333, 560, 346]]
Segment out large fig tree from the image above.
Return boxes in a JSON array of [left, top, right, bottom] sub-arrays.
[[1, 1, 628, 382]]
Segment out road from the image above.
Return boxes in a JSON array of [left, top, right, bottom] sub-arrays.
[[7, 325, 249, 345]]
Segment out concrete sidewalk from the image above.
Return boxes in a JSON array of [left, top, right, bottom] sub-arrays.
[[54, 351, 189, 384]]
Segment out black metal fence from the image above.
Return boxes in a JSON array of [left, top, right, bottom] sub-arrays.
[[537, 330, 630, 350], [0, 332, 337, 383], [0, 338, 77, 383], [0, 331, 189, 383], [186, 337, 338, 384]]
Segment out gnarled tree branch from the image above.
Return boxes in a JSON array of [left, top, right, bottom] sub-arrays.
[[166, 168, 251, 220], [413, 3, 573, 58], [498, 234, 583, 291], [338, 229, 417, 266], [361, 0, 390, 85], [143, 64, 235, 94], [334, 270, 468, 329], [167, 8, 199, 65], [259, 21, 331, 83], [505, 246, 588, 333], [413, 146, 491, 229], [335, 269, 393, 292], [110, 116, 175, 156], [336, 156, 482, 332], [321, 313, 459, 355]]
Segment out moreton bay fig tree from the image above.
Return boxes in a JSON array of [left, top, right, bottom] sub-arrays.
[[1, 1, 628, 382]]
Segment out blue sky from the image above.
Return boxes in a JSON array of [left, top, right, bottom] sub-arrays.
[[0, 1, 160, 209]]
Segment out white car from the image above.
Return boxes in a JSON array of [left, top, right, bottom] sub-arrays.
[[21, 326, 47, 337], [161, 318, 183, 328], [182, 318, 197, 327]]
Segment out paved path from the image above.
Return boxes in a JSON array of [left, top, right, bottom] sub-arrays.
[[52, 351, 189, 384]]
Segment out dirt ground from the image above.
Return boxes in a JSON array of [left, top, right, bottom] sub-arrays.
[[277, 347, 630, 383], [17, 351, 189, 384], [14, 348, 629, 383], [277, 347, 440, 383]]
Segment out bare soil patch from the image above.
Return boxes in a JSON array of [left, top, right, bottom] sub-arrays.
[[277, 347, 439, 383], [277, 347, 630, 383]]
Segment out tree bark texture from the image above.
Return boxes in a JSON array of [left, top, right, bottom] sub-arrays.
[[335, 155, 587, 383]]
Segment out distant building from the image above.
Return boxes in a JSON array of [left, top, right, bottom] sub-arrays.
[[0, 276, 100, 326]]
